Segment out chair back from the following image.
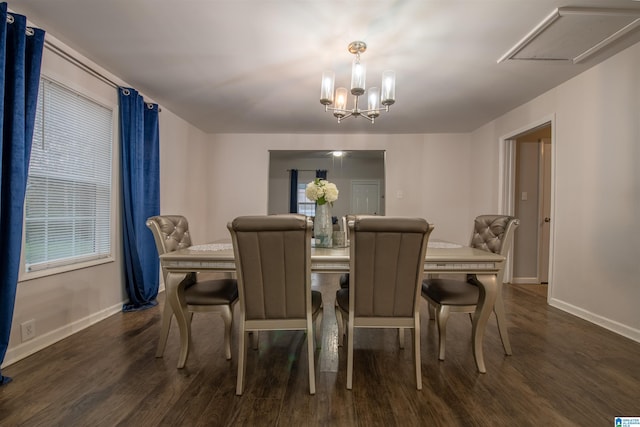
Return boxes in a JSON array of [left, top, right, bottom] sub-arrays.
[[146, 215, 195, 283], [469, 215, 519, 283], [228, 214, 312, 321], [350, 216, 434, 318]]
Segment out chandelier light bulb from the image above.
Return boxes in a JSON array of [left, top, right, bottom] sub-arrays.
[[381, 70, 396, 106], [334, 87, 348, 117], [367, 87, 380, 118], [350, 57, 366, 96], [320, 71, 335, 105]]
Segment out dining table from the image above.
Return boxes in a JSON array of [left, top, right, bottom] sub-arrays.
[[159, 239, 505, 373]]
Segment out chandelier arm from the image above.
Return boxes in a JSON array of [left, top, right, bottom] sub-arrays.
[[337, 111, 355, 123], [357, 106, 390, 115], [324, 106, 348, 113]]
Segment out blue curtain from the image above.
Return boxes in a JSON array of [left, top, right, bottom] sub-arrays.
[[0, 3, 45, 386], [289, 169, 298, 213], [316, 169, 327, 180], [119, 87, 160, 312]]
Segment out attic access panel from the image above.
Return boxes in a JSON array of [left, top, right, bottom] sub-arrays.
[[498, 7, 640, 64]]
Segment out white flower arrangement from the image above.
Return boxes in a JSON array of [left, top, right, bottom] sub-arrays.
[[305, 178, 339, 206]]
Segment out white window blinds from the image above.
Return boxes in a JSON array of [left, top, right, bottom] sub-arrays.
[[24, 78, 113, 272], [297, 183, 315, 216]]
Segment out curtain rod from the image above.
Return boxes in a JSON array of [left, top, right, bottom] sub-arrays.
[[44, 40, 119, 89], [43, 39, 162, 111]]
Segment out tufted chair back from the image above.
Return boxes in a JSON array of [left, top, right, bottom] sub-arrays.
[[146, 215, 195, 284], [468, 215, 519, 284], [146, 215, 192, 254], [470, 215, 519, 255]]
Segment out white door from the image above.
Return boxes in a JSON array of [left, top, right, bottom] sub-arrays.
[[351, 180, 380, 215]]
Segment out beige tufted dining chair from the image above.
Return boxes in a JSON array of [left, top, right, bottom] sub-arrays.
[[228, 214, 323, 395], [146, 215, 238, 361], [335, 216, 433, 390], [421, 215, 519, 361]]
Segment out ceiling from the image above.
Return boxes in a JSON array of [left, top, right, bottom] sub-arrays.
[[10, 0, 640, 134]]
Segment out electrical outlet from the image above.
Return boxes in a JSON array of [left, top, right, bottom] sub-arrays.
[[21, 319, 36, 342]]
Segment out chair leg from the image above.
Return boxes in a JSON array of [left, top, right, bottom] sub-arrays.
[[155, 301, 174, 357], [398, 328, 405, 349], [346, 320, 354, 390], [335, 302, 345, 347], [427, 302, 436, 320], [220, 306, 233, 360], [236, 326, 247, 395], [435, 305, 451, 361], [307, 319, 316, 395], [413, 317, 422, 390], [314, 308, 323, 349], [251, 332, 259, 350], [493, 292, 512, 355]]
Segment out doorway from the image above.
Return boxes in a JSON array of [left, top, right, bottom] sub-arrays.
[[501, 120, 553, 297]]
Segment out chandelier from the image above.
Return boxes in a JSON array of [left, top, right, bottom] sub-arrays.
[[320, 41, 396, 124]]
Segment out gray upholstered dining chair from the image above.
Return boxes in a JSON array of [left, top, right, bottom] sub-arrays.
[[421, 215, 519, 361], [228, 214, 323, 395], [335, 216, 434, 390], [146, 215, 238, 361]]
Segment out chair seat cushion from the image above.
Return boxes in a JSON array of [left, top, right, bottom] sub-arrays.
[[421, 278, 479, 306], [311, 290, 323, 316], [335, 287, 349, 313], [339, 273, 349, 289], [185, 278, 238, 305]]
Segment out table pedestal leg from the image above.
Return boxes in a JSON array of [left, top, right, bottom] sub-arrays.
[[472, 273, 498, 374], [166, 272, 190, 368]]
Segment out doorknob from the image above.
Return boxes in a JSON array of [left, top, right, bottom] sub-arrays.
[[544, 217, 551, 223]]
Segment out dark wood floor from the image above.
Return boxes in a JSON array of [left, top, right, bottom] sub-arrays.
[[1, 275, 639, 426]]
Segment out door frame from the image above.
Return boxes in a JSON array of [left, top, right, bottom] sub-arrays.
[[499, 115, 556, 297], [538, 138, 552, 284]]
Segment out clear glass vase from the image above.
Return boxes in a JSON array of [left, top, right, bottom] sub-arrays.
[[314, 203, 333, 248]]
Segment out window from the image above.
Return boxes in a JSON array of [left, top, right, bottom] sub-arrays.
[[23, 78, 113, 273], [297, 183, 315, 216]]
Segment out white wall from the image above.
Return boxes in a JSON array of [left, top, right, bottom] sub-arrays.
[[470, 42, 640, 341], [158, 112, 212, 243], [203, 133, 472, 244]]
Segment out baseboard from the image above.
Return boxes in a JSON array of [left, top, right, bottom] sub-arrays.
[[511, 276, 540, 284], [2, 302, 124, 368], [549, 297, 640, 343]]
